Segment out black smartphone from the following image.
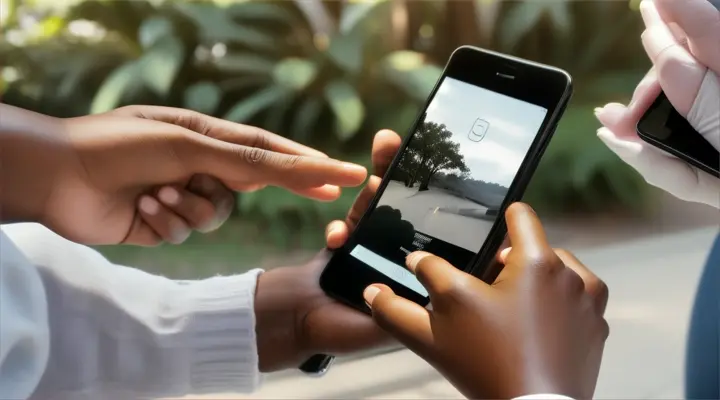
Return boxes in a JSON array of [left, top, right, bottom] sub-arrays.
[[636, 91, 719, 179], [319, 46, 573, 312]]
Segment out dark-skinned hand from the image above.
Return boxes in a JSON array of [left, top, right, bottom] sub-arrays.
[[252, 129, 403, 371], [2, 104, 366, 245], [364, 203, 610, 399]]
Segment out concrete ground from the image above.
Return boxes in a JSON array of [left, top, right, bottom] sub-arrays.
[[178, 191, 719, 399]]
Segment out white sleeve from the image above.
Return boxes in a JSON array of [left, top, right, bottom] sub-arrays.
[[0, 228, 50, 400], [2, 223, 263, 400], [514, 395, 575, 399]]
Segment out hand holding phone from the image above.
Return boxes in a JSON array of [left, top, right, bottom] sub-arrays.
[[363, 203, 609, 400], [320, 46, 572, 311], [597, 0, 720, 208]]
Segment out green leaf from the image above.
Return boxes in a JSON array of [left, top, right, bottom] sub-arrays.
[[183, 82, 222, 115], [382, 52, 442, 101], [224, 85, 288, 122], [545, 1, 572, 33], [327, 32, 364, 74], [35, 16, 66, 40], [90, 61, 140, 114], [137, 35, 185, 97], [227, 2, 295, 23], [175, 3, 275, 49], [290, 97, 323, 143], [338, 0, 384, 34], [138, 16, 174, 49], [499, 2, 545, 50], [263, 94, 294, 133], [382, 50, 425, 71], [324, 80, 365, 141], [214, 53, 276, 74], [272, 58, 318, 91]]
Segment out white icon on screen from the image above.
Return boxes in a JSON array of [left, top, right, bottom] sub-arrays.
[[469, 118, 490, 142]]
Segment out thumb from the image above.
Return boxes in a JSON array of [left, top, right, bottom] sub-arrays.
[[364, 285, 434, 355]]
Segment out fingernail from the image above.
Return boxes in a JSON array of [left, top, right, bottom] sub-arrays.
[[343, 163, 367, 173], [594, 103, 626, 127], [158, 187, 181, 206], [170, 220, 190, 244], [139, 196, 160, 215], [326, 225, 338, 238], [363, 285, 381, 305], [499, 247, 512, 263], [406, 251, 430, 273]]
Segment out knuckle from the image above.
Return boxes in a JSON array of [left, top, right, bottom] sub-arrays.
[[113, 105, 136, 114], [592, 279, 610, 310], [280, 154, 302, 170], [242, 146, 268, 165], [562, 269, 586, 295], [526, 248, 561, 271], [251, 130, 272, 151], [598, 318, 610, 341]]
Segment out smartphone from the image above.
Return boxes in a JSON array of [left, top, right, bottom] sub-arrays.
[[319, 46, 572, 312], [636, 92, 720, 179]]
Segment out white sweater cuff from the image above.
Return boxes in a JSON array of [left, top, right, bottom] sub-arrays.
[[183, 269, 264, 394], [514, 395, 575, 400]]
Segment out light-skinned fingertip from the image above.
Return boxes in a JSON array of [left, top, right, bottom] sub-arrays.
[[499, 247, 512, 264], [139, 196, 160, 215], [363, 285, 381, 306], [343, 163, 368, 176], [169, 220, 191, 244], [406, 251, 431, 273], [158, 186, 181, 205], [170, 228, 191, 244]]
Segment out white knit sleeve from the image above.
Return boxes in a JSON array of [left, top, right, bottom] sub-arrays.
[[0, 228, 50, 400], [2, 223, 263, 400]]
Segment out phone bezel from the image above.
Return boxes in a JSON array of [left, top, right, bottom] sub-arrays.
[[636, 91, 720, 179], [319, 45, 573, 313]]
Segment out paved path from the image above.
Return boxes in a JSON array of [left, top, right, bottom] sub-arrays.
[[377, 182, 494, 251], [178, 225, 718, 399]]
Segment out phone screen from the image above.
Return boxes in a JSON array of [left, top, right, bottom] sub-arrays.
[[320, 47, 571, 308], [349, 77, 548, 297]]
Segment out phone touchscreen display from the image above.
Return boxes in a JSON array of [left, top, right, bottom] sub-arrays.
[[349, 77, 548, 297]]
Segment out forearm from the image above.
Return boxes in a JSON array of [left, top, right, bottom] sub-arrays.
[[0, 104, 68, 223], [3, 223, 264, 399]]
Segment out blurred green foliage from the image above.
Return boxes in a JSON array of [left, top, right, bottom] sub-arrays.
[[1, 0, 652, 254]]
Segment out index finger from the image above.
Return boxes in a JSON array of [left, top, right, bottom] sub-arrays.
[[655, 0, 720, 73], [193, 136, 368, 189], [116, 106, 329, 158], [504, 203, 552, 258]]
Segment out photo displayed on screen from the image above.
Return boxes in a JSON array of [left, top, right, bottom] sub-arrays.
[[351, 77, 549, 297]]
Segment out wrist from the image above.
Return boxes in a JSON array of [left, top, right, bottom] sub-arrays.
[[0, 104, 71, 223], [254, 266, 311, 372]]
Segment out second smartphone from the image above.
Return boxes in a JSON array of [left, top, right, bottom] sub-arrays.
[[637, 91, 720, 178], [319, 46, 573, 311]]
